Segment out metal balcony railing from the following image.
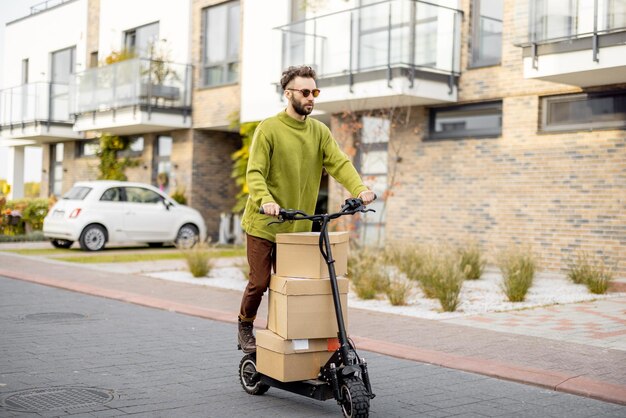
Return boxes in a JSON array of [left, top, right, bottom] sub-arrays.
[[275, 0, 462, 88], [69, 58, 192, 115], [516, 0, 626, 61], [0, 82, 71, 127], [30, 0, 71, 15]]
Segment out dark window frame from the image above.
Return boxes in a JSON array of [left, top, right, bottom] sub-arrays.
[[123, 21, 160, 58], [428, 101, 503, 140], [124, 186, 163, 204], [100, 187, 124, 202], [541, 91, 626, 132], [76, 139, 100, 158], [62, 186, 92, 201], [470, 0, 503, 68], [117, 136, 145, 158], [201, 1, 241, 87]]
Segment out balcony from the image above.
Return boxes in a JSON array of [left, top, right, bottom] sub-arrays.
[[518, 0, 626, 86], [275, 0, 462, 113], [0, 82, 83, 142], [70, 58, 192, 135]]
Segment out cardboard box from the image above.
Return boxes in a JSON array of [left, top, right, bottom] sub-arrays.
[[256, 329, 335, 382], [268, 275, 349, 340], [276, 231, 349, 279]]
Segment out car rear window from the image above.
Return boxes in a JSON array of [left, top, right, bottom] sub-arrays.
[[62, 186, 92, 200]]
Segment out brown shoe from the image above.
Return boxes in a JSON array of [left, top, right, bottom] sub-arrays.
[[238, 320, 256, 354]]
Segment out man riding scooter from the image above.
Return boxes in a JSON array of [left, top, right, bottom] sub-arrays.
[[237, 65, 376, 353]]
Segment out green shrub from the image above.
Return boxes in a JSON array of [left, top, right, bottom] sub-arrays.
[[586, 265, 613, 294], [568, 252, 613, 294], [385, 278, 412, 306], [170, 187, 187, 205], [458, 243, 485, 280], [181, 243, 214, 278], [348, 248, 389, 300], [0, 231, 45, 242], [385, 244, 427, 282], [22, 198, 50, 231], [498, 246, 536, 302], [420, 248, 464, 311]]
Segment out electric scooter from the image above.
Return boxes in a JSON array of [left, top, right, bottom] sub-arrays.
[[238, 197, 376, 418]]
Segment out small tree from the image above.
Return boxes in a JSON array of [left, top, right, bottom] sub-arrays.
[[97, 134, 139, 180], [230, 116, 260, 213]]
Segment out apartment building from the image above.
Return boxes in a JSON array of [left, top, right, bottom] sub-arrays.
[[240, 0, 625, 276], [1, 0, 624, 276], [0, 0, 240, 237]]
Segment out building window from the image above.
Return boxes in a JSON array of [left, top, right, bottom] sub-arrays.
[[22, 59, 29, 83], [50, 143, 64, 196], [77, 140, 99, 157], [283, 0, 307, 68], [357, 0, 438, 71], [202, 1, 240, 87], [471, 0, 503, 67], [429, 102, 502, 139], [50, 47, 75, 121], [90, 51, 99, 68], [541, 91, 626, 132], [124, 22, 159, 57], [357, 116, 389, 246], [530, 0, 576, 42], [155, 135, 172, 193], [607, 0, 626, 30], [118, 136, 144, 157]]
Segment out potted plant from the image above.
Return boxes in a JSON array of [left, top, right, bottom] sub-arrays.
[[141, 39, 181, 102]]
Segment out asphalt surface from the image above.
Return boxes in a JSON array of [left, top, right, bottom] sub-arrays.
[[1, 276, 625, 417]]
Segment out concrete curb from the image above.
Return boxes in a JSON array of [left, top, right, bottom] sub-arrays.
[[1, 268, 625, 406]]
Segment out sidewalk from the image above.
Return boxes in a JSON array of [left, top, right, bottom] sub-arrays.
[[0, 250, 625, 406]]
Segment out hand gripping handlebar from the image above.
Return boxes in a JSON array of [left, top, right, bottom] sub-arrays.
[[258, 195, 376, 223]]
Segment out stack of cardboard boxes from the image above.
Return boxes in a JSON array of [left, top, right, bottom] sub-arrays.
[[256, 231, 350, 382]]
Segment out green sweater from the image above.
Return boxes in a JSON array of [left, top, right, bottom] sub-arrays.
[[241, 111, 368, 242]]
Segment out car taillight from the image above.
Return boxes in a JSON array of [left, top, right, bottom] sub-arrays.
[[69, 208, 82, 218]]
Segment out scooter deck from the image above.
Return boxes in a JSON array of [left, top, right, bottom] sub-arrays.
[[259, 374, 334, 401]]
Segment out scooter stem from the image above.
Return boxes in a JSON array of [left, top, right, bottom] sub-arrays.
[[320, 219, 351, 364]]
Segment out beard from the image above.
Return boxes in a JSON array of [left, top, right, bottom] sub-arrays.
[[290, 96, 314, 116]]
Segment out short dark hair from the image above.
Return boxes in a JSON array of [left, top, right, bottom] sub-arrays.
[[280, 65, 317, 90]]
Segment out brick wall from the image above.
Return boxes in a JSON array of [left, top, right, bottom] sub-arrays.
[[327, 0, 626, 277], [86, 0, 100, 65], [190, 129, 240, 241]]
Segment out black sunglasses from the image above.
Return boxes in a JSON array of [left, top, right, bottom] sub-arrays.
[[286, 88, 321, 98]]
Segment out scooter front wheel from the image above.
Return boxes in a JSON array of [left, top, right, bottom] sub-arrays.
[[340, 376, 370, 418], [239, 354, 270, 396]]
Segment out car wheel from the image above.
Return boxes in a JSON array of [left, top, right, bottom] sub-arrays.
[[175, 224, 199, 249], [79, 224, 107, 251], [51, 239, 73, 249]]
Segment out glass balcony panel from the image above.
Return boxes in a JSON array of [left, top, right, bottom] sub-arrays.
[[278, 0, 460, 79], [0, 82, 74, 126], [525, 0, 626, 43], [70, 58, 191, 114]]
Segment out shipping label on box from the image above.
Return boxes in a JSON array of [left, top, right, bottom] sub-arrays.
[[268, 276, 349, 340], [256, 329, 334, 382], [276, 231, 349, 279]]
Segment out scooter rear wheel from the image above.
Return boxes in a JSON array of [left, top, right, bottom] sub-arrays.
[[239, 354, 270, 395], [340, 376, 369, 418]]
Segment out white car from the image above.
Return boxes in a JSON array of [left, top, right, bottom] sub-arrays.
[[43, 180, 207, 251]]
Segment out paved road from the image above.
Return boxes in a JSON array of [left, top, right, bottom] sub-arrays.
[[1, 277, 625, 418]]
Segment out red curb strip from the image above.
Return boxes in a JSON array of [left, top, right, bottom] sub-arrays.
[[1, 269, 624, 406], [350, 336, 626, 405]]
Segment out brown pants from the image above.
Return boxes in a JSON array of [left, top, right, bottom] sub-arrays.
[[239, 234, 276, 322]]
